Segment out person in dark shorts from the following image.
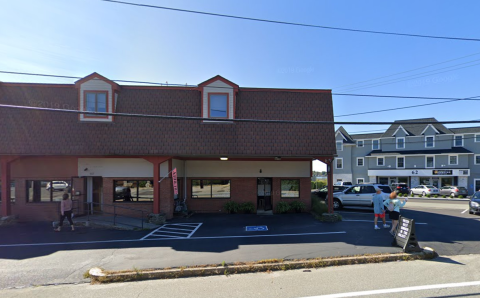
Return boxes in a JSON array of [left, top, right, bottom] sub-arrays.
[[54, 193, 75, 232], [383, 191, 407, 236]]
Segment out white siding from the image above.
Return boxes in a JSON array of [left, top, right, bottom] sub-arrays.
[[186, 161, 310, 177], [203, 80, 234, 120], [79, 78, 113, 122]]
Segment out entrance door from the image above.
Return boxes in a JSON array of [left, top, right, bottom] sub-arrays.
[[71, 177, 86, 215], [257, 178, 272, 211], [87, 177, 103, 213]]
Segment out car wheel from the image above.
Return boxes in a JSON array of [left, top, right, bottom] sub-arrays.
[[450, 193, 455, 198], [469, 209, 474, 214], [333, 198, 343, 210], [422, 191, 426, 197], [410, 190, 414, 196]]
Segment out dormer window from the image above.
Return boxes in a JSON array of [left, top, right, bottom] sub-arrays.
[[209, 93, 228, 118], [396, 137, 405, 149], [454, 135, 463, 147], [85, 91, 107, 117], [372, 139, 380, 150]]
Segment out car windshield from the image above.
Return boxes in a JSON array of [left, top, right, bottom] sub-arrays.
[[472, 192, 480, 200]]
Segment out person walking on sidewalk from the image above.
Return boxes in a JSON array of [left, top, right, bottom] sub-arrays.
[[54, 193, 75, 232], [383, 192, 407, 236], [373, 186, 390, 230]]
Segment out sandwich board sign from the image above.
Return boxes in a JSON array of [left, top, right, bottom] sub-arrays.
[[393, 217, 422, 253]]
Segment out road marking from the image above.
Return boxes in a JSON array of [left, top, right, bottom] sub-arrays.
[[342, 220, 427, 225], [461, 209, 469, 214], [300, 280, 480, 298], [141, 223, 202, 240], [0, 231, 346, 248]]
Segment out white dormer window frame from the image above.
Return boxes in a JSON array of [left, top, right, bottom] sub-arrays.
[[199, 76, 238, 122], [208, 93, 229, 119], [336, 141, 343, 152], [372, 139, 380, 150], [396, 137, 405, 149], [357, 157, 364, 167], [453, 135, 464, 147], [448, 155, 458, 165], [357, 140, 364, 148], [425, 136, 435, 148], [377, 157, 384, 166]]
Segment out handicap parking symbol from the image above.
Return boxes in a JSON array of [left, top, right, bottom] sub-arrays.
[[245, 226, 268, 231]]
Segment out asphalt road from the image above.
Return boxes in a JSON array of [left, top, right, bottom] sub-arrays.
[[0, 198, 479, 289], [2, 253, 480, 298]]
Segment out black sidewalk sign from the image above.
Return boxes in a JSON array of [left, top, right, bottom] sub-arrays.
[[393, 217, 422, 253]]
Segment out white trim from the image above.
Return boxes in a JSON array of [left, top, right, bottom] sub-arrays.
[[396, 137, 405, 149], [392, 125, 409, 137], [377, 157, 384, 166], [475, 154, 480, 165], [425, 155, 435, 168], [396, 156, 405, 168], [335, 158, 343, 169], [356, 140, 364, 147], [420, 123, 440, 135], [448, 154, 458, 165], [336, 141, 343, 151], [356, 157, 364, 167], [335, 131, 348, 141], [372, 139, 380, 150], [357, 178, 364, 184], [367, 152, 473, 158], [453, 134, 464, 147], [425, 135, 435, 148], [475, 134, 480, 143]]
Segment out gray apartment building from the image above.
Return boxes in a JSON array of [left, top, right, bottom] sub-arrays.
[[334, 118, 480, 194]]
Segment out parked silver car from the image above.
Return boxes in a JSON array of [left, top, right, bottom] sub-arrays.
[[327, 184, 392, 209], [46, 181, 69, 191], [439, 186, 468, 198], [410, 185, 439, 196]]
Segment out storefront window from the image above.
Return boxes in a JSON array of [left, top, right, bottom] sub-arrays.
[[420, 177, 431, 185], [281, 180, 300, 198], [0, 180, 15, 203], [191, 179, 230, 199], [27, 180, 70, 202], [113, 180, 154, 202], [442, 177, 453, 186]]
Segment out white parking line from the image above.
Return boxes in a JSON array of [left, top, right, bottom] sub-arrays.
[[342, 220, 428, 225], [300, 280, 480, 298], [141, 223, 203, 240], [461, 209, 469, 214], [0, 231, 347, 247]]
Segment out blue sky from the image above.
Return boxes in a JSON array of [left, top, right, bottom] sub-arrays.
[[1, 0, 479, 171]]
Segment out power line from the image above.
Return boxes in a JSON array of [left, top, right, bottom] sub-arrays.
[[337, 59, 480, 92], [335, 95, 480, 118], [101, 0, 480, 42], [2, 70, 480, 102], [332, 50, 480, 90], [1, 103, 480, 126]]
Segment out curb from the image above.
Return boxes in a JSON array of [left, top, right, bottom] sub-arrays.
[[88, 247, 437, 284]]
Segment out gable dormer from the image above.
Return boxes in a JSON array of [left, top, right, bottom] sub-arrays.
[[392, 125, 409, 137], [198, 75, 239, 121], [420, 124, 440, 135], [75, 72, 120, 122]]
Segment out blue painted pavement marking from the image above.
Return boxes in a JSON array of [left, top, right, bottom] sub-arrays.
[[245, 226, 268, 231]]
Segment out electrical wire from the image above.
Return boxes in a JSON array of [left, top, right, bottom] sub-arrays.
[[332, 50, 480, 90], [337, 59, 480, 92], [1, 103, 480, 126], [100, 0, 480, 42]]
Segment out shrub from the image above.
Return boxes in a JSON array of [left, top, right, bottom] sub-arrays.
[[458, 195, 464, 199], [289, 201, 306, 213], [239, 202, 255, 214], [426, 194, 431, 198], [311, 196, 328, 215], [276, 201, 291, 214], [224, 201, 239, 214], [442, 195, 447, 198], [398, 193, 403, 197], [434, 195, 438, 198]]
